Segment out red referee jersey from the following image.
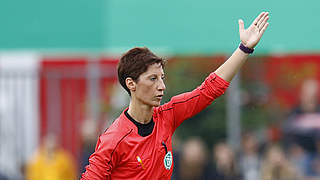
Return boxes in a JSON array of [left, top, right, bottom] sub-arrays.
[[81, 73, 229, 180]]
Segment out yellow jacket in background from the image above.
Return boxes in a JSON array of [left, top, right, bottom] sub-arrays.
[[26, 147, 76, 180]]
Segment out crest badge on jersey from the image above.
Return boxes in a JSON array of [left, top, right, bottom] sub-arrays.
[[163, 151, 172, 170]]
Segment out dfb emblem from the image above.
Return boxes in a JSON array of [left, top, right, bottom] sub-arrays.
[[163, 151, 172, 170]]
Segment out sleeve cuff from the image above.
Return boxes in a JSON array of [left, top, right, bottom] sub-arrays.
[[211, 73, 230, 88]]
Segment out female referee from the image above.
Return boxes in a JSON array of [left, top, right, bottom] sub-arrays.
[[81, 12, 270, 179]]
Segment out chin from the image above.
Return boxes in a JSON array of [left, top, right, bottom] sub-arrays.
[[143, 100, 161, 107], [153, 103, 161, 107], [151, 101, 161, 107]]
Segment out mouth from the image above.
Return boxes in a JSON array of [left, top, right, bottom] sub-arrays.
[[155, 95, 163, 100]]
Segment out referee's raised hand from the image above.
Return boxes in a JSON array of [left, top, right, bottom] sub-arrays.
[[239, 12, 270, 49]]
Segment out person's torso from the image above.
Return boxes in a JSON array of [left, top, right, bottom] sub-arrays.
[[109, 108, 174, 180]]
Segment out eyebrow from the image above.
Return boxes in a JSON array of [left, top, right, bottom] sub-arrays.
[[147, 73, 165, 77]]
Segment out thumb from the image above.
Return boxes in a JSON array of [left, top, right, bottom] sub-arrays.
[[238, 19, 244, 33]]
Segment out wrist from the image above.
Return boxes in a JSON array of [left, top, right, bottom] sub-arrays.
[[239, 43, 254, 54]]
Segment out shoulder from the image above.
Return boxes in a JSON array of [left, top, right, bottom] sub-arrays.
[[155, 104, 173, 113], [98, 117, 133, 151]]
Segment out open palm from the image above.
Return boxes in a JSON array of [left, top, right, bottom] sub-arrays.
[[239, 12, 269, 49]]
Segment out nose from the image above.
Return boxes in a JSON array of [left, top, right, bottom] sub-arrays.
[[158, 79, 166, 91]]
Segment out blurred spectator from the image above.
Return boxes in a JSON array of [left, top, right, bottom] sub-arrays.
[[25, 133, 76, 180], [79, 118, 98, 174], [175, 137, 208, 180], [287, 143, 309, 178], [238, 132, 261, 180], [261, 144, 301, 180], [305, 137, 320, 180], [207, 142, 243, 180], [306, 158, 320, 180], [283, 79, 320, 153]]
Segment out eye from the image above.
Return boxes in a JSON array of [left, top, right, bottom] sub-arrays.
[[161, 75, 165, 80], [150, 77, 157, 81]]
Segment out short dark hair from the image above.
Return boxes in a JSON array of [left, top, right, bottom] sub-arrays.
[[117, 47, 166, 95]]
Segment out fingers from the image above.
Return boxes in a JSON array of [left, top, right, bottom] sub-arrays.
[[238, 19, 244, 33], [253, 12, 265, 26], [257, 12, 269, 29], [258, 15, 269, 31], [259, 22, 269, 38]]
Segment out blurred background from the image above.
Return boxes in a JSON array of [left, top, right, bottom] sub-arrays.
[[1, 0, 320, 179]]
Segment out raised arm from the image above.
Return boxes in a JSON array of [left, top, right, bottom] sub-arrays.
[[215, 12, 270, 82]]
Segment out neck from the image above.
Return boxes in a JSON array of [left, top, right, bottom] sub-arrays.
[[128, 99, 153, 124]]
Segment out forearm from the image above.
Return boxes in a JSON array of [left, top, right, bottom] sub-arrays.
[[214, 47, 249, 82], [214, 11, 269, 82]]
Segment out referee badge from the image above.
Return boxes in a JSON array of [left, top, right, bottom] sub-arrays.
[[163, 151, 172, 170]]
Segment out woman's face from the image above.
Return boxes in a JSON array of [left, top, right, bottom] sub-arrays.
[[268, 147, 285, 165], [132, 63, 166, 107]]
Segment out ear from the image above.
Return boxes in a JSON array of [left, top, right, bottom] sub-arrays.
[[125, 77, 136, 92]]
